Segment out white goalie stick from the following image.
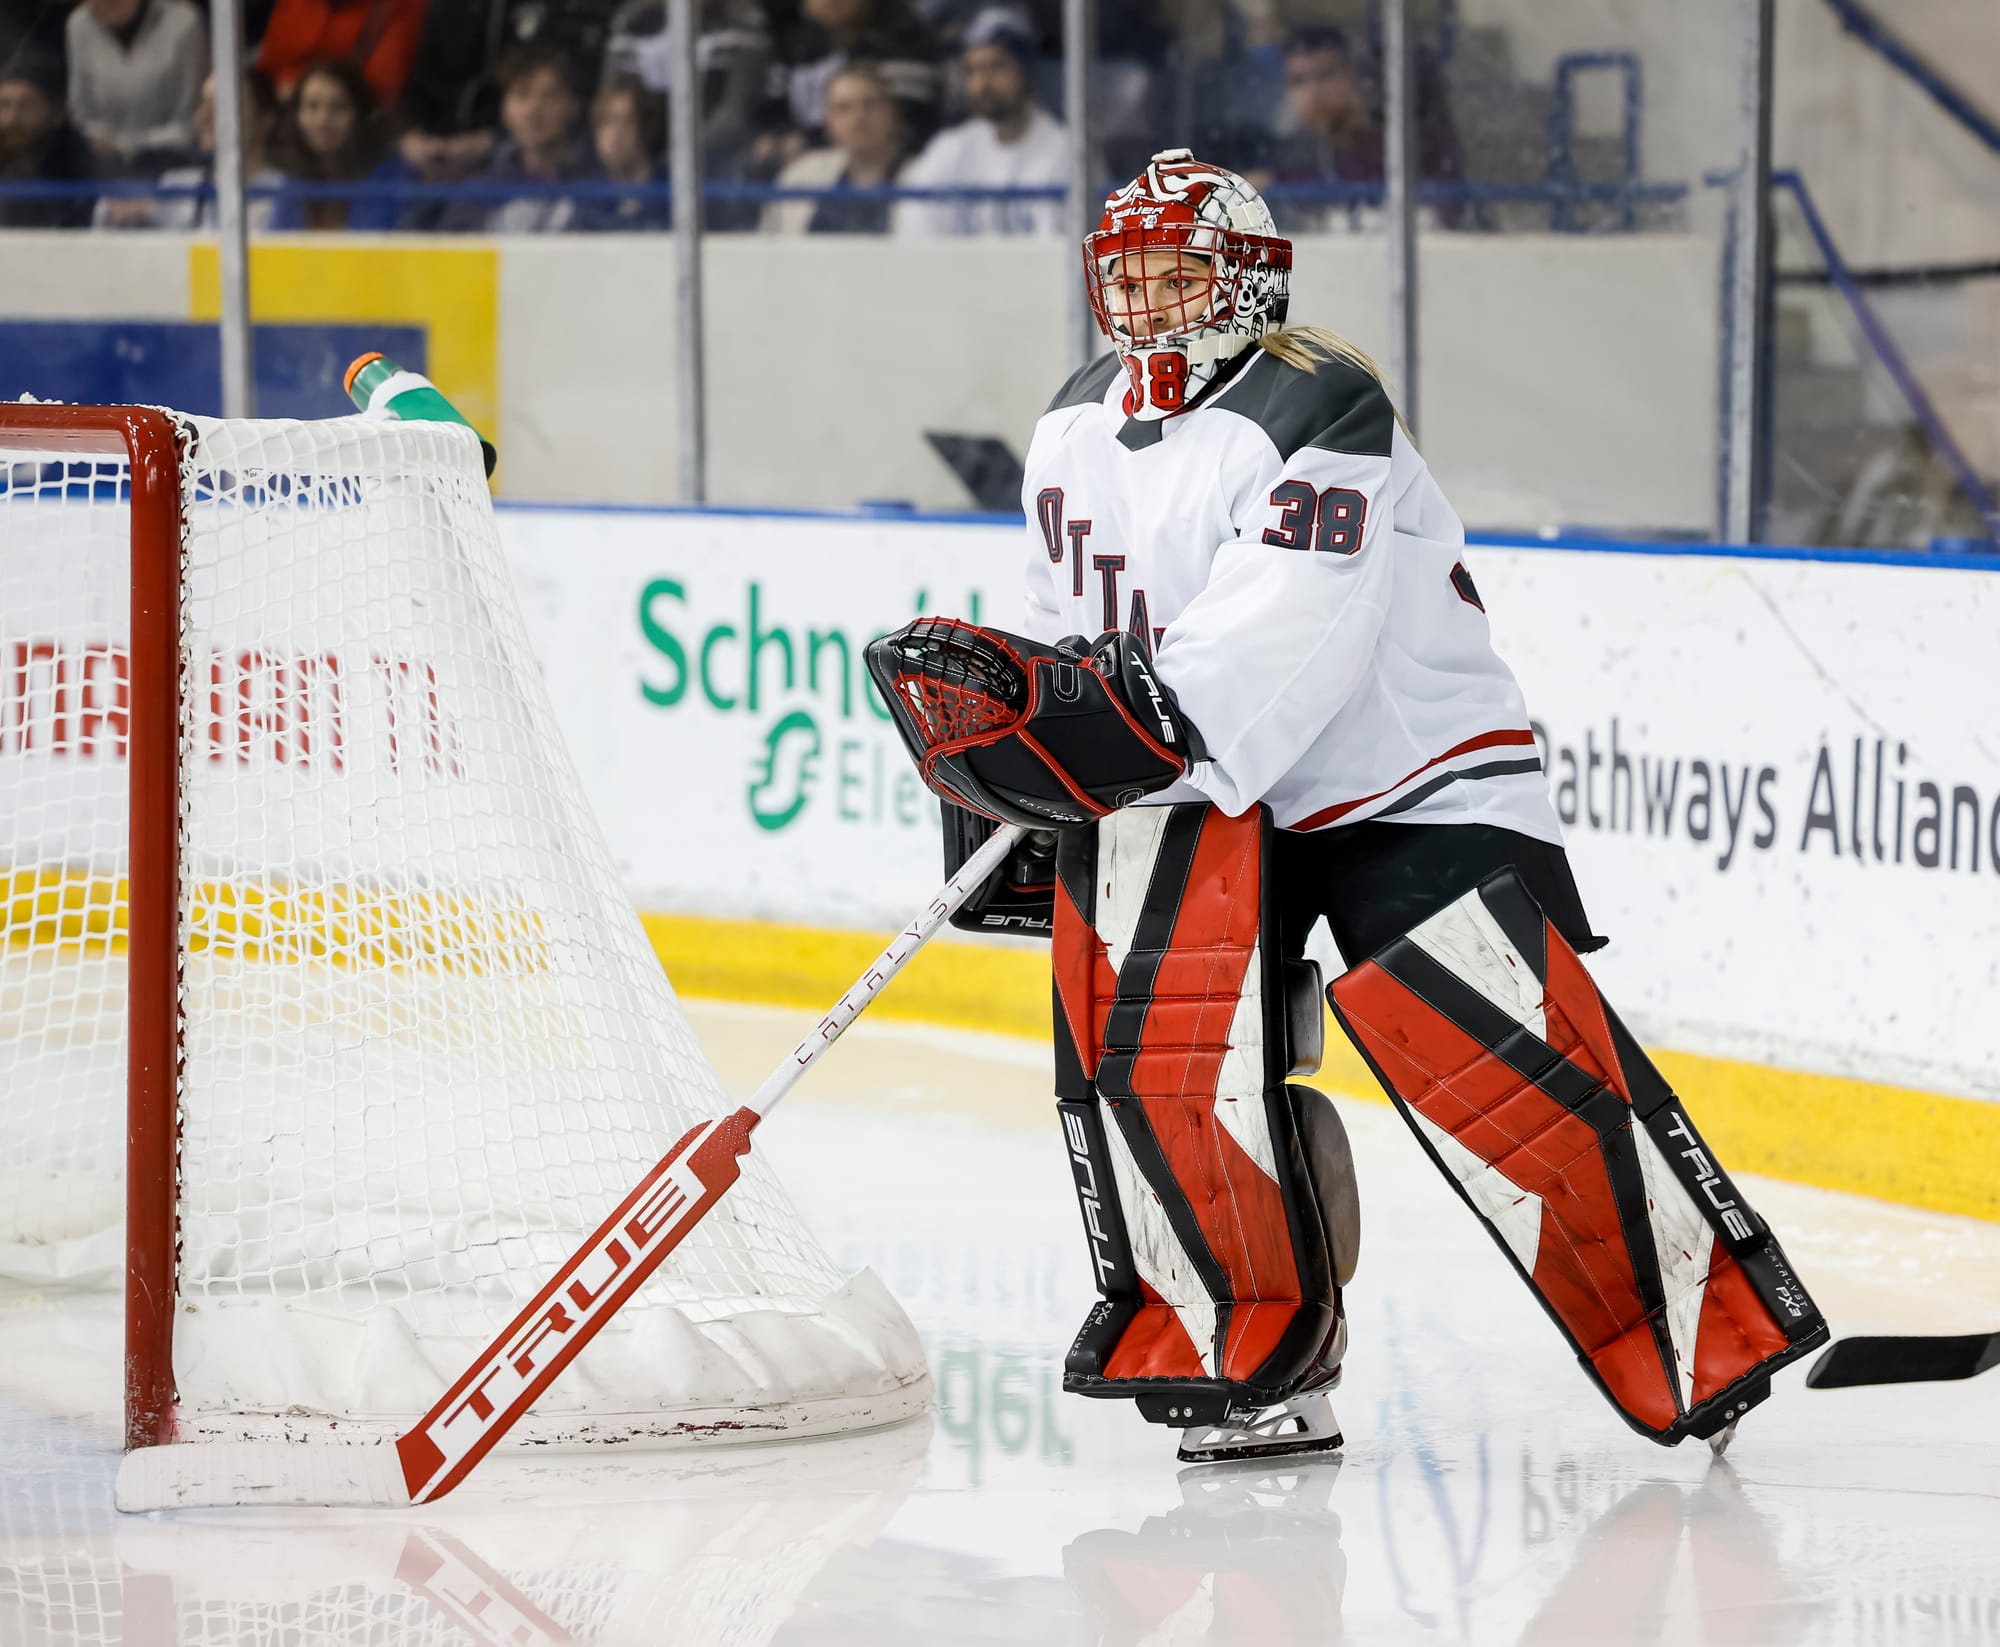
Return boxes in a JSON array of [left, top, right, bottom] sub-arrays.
[[117, 823, 1026, 1512]]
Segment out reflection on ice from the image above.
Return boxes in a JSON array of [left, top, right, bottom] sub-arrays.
[[1065, 1461, 1348, 1644], [0, 1413, 933, 1646], [2, 1008, 1997, 1646], [1514, 1464, 1818, 1647]]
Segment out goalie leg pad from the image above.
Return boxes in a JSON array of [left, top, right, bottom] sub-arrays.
[[1327, 869, 1828, 1445], [1052, 802, 1347, 1424]]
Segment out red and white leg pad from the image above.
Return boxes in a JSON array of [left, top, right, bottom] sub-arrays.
[[1051, 803, 1344, 1433], [1328, 869, 1827, 1444]]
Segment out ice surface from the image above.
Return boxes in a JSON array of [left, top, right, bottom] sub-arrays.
[[2, 996, 1996, 1645]]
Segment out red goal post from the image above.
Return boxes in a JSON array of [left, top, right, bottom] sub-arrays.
[[0, 404, 184, 1448]]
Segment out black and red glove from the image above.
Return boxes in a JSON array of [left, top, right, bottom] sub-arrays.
[[865, 619, 1207, 829]]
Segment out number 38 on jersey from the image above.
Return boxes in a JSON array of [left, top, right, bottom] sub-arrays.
[[1264, 482, 1368, 555]]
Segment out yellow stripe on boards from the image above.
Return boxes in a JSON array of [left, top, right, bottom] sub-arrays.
[[11, 881, 1990, 1220], [0, 870, 547, 974], [640, 909, 2000, 1225], [187, 243, 501, 484], [0, 868, 126, 947], [1646, 1049, 2000, 1226], [639, 912, 1052, 1041]]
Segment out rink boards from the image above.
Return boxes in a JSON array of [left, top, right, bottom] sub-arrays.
[[498, 506, 2000, 1221]]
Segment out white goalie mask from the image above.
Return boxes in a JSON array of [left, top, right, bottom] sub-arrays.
[[1084, 148, 1294, 421]]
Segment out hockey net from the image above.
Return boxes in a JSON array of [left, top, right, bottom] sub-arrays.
[[0, 404, 926, 1454]]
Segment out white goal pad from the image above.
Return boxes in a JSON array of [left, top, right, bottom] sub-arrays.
[[0, 407, 927, 1482]]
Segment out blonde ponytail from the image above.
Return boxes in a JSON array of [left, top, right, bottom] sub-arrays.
[[1257, 326, 1412, 436]]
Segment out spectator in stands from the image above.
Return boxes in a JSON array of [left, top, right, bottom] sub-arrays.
[[97, 71, 284, 230], [895, 7, 1064, 237], [65, 0, 208, 168], [762, 60, 906, 234], [773, 0, 940, 153], [1151, 0, 1378, 61], [0, 54, 96, 228], [1254, 26, 1463, 231], [398, 11, 502, 198], [911, 0, 1164, 178], [442, 43, 601, 233], [270, 59, 402, 231], [576, 76, 667, 230], [256, 0, 430, 112], [392, 95, 496, 238], [600, 0, 769, 179], [393, 0, 622, 226]]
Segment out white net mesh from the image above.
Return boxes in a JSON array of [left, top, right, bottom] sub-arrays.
[[0, 409, 925, 1445]]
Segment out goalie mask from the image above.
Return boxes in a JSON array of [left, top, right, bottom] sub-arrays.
[[1085, 147, 1293, 421]]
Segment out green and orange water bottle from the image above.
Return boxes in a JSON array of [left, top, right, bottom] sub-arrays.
[[343, 352, 497, 477]]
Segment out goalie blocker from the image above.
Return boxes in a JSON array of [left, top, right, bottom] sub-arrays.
[[1050, 802, 1359, 1459], [1329, 870, 1828, 1445], [941, 803, 1057, 935]]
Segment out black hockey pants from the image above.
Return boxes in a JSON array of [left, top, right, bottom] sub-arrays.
[[1272, 820, 1606, 970]]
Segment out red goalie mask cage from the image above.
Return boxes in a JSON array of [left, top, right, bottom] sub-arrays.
[[1083, 149, 1292, 356]]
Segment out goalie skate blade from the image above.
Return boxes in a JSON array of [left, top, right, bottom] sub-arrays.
[[1176, 1395, 1344, 1466], [1805, 1330, 2000, 1389], [115, 1442, 412, 1512]]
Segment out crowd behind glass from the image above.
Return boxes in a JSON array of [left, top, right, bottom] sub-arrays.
[[0, 0, 1470, 234]]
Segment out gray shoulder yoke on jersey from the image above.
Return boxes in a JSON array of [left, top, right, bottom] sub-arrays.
[[1211, 346, 1397, 462], [1039, 344, 1395, 462], [1043, 352, 1172, 454], [1045, 353, 1124, 415]]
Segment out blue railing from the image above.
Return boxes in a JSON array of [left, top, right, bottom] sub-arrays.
[[1820, 0, 2000, 159], [0, 175, 1688, 215], [1774, 168, 2000, 544], [1547, 51, 1643, 232], [0, 178, 1067, 207]]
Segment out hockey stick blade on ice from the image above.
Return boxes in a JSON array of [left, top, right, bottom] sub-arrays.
[[116, 823, 1026, 1512], [1804, 1330, 2000, 1390]]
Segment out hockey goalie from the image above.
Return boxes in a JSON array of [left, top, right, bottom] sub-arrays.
[[868, 148, 1828, 1463]]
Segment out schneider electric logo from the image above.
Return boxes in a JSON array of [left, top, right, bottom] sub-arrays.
[[748, 709, 819, 831], [637, 576, 978, 834]]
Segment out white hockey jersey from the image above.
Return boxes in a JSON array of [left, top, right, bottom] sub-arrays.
[[1019, 344, 1562, 844]]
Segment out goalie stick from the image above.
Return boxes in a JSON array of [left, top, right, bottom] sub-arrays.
[[116, 823, 1026, 1512], [1805, 1330, 2000, 1390]]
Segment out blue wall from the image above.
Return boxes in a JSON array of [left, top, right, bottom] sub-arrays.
[[0, 322, 426, 421]]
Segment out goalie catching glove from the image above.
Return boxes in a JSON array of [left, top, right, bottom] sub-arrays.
[[866, 619, 1205, 829]]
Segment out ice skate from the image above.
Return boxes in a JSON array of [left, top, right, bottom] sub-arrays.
[[1177, 1387, 1344, 1465]]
